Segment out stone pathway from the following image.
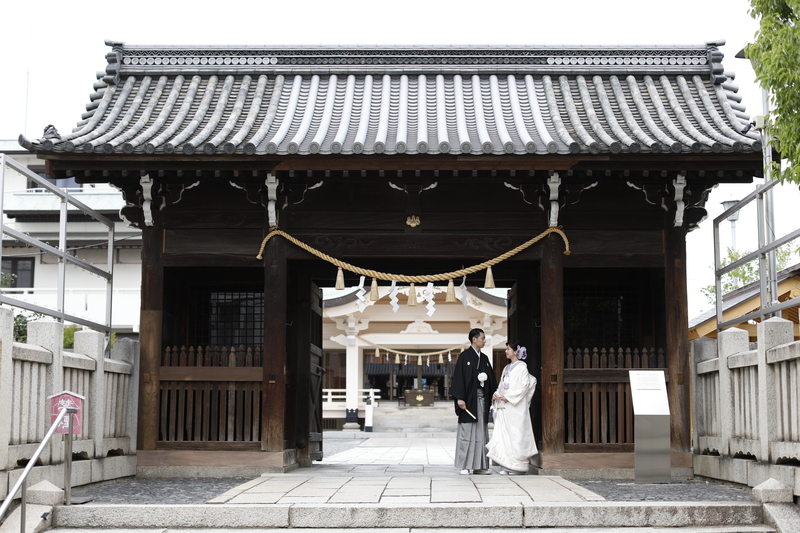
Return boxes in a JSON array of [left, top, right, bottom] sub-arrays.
[[71, 432, 754, 506], [320, 436, 455, 466], [208, 473, 603, 505]]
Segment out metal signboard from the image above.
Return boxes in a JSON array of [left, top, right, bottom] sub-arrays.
[[629, 370, 670, 483], [48, 391, 85, 435]]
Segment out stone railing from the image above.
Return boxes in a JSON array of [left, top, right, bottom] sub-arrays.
[[692, 317, 800, 496], [0, 307, 139, 500]]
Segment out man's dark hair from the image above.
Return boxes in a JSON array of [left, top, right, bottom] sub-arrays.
[[468, 328, 485, 343]]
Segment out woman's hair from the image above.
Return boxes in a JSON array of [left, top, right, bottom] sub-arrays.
[[506, 340, 528, 360]]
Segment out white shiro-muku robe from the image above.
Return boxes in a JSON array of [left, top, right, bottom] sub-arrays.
[[486, 361, 538, 472]]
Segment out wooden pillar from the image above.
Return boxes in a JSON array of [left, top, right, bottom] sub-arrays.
[[263, 236, 287, 452], [540, 234, 565, 453], [664, 227, 690, 451], [138, 226, 163, 450]]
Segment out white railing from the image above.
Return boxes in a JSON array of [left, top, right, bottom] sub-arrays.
[[321, 389, 381, 418], [0, 309, 139, 500], [692, 316, 800, 495]]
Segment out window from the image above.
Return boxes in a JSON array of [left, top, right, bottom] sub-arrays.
[[1, 257, 34, 288], [26, 167, 79, 190]]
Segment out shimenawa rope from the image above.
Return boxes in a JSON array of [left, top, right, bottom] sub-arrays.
[[256, 227, 570, 283]]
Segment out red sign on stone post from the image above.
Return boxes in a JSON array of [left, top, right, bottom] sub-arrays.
[[48, 391, 84, 435]]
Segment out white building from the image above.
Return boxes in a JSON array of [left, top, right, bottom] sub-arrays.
[[0, 140, 142, 335]]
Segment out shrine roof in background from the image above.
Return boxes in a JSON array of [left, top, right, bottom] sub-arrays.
[[20, 41, 761, 159]]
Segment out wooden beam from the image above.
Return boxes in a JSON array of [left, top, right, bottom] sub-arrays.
[[263, 236, 287, 452], [664, 227, 691, 452], [138, 226, 164, 451], [159, 367, 264, 381], [541, 234, 565, 453]]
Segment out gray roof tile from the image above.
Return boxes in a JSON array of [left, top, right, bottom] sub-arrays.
[[20, 42, 762, 157]]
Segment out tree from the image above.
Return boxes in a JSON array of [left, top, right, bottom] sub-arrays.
[[746, 1, 800, 184], [701, 244, 798, 304]]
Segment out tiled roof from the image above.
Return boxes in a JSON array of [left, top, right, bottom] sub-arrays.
[[19, 41, 761, 157]]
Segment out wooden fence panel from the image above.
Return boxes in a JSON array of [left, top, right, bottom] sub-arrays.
[[158, 345, 263, 446], [564, 346, 666, 450]]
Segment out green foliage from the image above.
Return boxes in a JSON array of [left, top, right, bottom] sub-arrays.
[[746, 1, 800, 184], [63, 324, 78, 349], [13, 312, 44, 343], [702, 244, 798, 304]]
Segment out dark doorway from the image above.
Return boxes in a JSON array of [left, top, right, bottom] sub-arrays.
[[157, 267, 265, 447]]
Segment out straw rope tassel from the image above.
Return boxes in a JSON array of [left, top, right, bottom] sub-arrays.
[[445, 279, 456, 302], [484, 266, 495, 289], [335, 267, 345, 290], [407, 283, 418, 306], [370, 278, 379, 301]]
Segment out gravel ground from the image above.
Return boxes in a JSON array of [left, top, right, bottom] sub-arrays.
[[71, 477, 251, 505], [571, 477, 755, 502]]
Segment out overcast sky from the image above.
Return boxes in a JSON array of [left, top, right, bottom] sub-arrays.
[[1, 0, 797, 317]]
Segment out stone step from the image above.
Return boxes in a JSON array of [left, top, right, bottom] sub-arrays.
[[48, 526, 776, 533], [49, 502, 767, 530]]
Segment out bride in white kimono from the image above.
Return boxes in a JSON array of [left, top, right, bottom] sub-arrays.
[[486, 341, 538, 474]]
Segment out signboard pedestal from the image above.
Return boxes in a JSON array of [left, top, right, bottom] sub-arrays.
[[629, 370, 671, 483]]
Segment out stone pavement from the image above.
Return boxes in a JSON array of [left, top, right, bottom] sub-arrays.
[[208, 472, 603, 505], [49, 434, 771, 531], [70, 432, 754, 506]]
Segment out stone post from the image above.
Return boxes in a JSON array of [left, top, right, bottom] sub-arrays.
[[27, 319, 64, 464], [112, 338, 140, 454], [73, 329, 106, 463], [343, 332, 360, 429], [690, 336, 717, 454], [757, 317, 794, 463], [342, 314, 368, 430], [0, 307, 14, 470], [717, 327, 748, 458]]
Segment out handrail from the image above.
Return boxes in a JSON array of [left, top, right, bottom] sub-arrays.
[[0, 154, 115, 333], [0, 407, 77, 531]]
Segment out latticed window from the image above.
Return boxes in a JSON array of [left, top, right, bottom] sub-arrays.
[[163, 268, 264, 348], [186, 287, 263, 347], [563, 268, 658, 350]]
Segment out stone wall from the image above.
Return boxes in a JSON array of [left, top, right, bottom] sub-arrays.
[[0, 307, 139, 500], [692, 317, 800, 497]]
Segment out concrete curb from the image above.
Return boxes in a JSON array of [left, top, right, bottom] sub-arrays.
[[52, 501, 764, 529], [523, 502, 764, 528]]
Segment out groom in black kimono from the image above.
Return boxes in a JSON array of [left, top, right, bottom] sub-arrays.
[[450, 327, 497, 474]]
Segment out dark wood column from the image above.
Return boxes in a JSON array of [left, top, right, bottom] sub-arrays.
[[263, 236, 288, 452], [540, 234, 565, 453], [664, 227, 690, 451], [138, 226, 164, 450]]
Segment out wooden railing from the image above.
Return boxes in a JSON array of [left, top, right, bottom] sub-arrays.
[[158, 345, 262, 446], [564, 347, 666, 451]]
